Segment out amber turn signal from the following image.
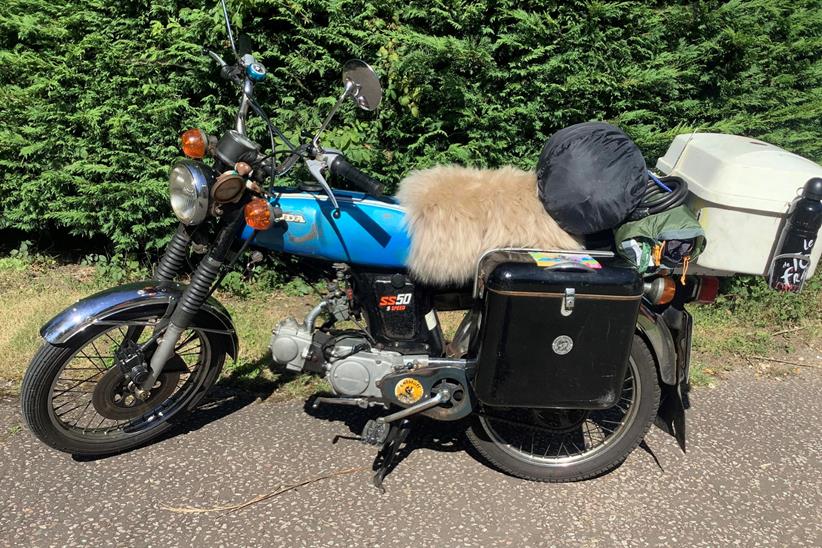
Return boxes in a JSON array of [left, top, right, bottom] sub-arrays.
[[244, 198, 273, 230], [643, 276, 677, 305], [181, 128, 207, 159]]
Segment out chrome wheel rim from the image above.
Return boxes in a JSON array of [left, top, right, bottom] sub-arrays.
[[479, 357, 641, 466], [47, 320, 211, 441]]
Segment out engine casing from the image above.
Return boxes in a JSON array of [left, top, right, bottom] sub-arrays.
[[269, 317, 314, 372], [270, 318, 423, 399]]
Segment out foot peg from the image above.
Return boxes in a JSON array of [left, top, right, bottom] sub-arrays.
[[312, 396, 387, 410], [361, 419, 390, 446]]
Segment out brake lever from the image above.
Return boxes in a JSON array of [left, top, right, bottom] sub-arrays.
[[203, 48, 228, 67], [305, 157, 341, 217], [203, 48, 244, 84]]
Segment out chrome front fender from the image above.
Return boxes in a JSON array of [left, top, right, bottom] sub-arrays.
[[41, 281, 239, 359]]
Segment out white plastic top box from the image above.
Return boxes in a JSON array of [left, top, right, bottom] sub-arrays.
[[656, 133, 822, 276]]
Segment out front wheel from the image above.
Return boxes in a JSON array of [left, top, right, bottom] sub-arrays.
[[466, 335, 660, 482], [21, 308, 225, 456]]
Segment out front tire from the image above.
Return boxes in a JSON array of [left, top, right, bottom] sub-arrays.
[[21, 309, 225, 456], [466, 335, 660, 482]]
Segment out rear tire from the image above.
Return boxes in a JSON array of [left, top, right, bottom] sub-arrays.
[[21, 310, 225, 456], [466, 335, 659, 482]]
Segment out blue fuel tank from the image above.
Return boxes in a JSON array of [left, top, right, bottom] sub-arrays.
[[241, 188, 410, 269]]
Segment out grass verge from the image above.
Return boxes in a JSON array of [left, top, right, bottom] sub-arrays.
[[0, 258, 819, 397], [688, 275, 821, 385]]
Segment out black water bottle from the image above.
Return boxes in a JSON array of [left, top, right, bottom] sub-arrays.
[[768, 177, 822, 291]]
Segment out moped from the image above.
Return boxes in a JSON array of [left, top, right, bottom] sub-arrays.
[[21, 1, 699, 487]]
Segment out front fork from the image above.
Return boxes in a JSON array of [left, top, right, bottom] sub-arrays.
[[137, 209, 245, 393], [154, 224, 195, 283]]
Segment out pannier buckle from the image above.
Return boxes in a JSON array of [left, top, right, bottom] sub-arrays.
[[561, 288, 575, 316]]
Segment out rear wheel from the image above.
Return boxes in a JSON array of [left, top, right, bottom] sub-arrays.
[[21, 308, 225, 456], [466, 335, 659, 482]]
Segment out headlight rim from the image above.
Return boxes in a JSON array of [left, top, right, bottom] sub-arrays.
[[169, 160, 212, 226]]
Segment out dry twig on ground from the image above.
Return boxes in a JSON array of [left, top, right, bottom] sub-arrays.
[[160, 466, 368, 514]]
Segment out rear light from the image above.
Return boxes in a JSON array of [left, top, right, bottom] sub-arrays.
[[643, 276, 676, 305], [694, 276, 720, 304]]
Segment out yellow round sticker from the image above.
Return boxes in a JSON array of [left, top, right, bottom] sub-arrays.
[[394, 378, 424, 405]]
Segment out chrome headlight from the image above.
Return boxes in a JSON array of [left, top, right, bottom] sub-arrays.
[[168, 160, 211, 225]]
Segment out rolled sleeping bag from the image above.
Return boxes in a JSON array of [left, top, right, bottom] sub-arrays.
[[536, 121, 647, 235]]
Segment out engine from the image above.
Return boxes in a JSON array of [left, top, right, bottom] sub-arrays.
[[270, 317, 423, 399]]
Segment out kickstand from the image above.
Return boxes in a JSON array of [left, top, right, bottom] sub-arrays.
[[371, 419, 411, 492]]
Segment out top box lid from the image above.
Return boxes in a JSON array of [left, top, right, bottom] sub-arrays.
[[656, 133, 822, 214]]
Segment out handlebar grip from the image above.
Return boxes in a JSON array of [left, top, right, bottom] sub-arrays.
[[329, 155, 384, 197]]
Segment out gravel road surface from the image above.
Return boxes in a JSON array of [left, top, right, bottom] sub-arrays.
[[1, 367, 820, 547]]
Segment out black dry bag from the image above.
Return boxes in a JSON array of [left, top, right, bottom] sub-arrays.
[[536, 121, 647, 235]]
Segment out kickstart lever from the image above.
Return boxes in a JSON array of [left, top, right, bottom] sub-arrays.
[[376, 388, 451, 425]]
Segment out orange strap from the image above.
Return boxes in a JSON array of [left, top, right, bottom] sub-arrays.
[[680, 256, 691, 285], [652, 241, 665, 267]]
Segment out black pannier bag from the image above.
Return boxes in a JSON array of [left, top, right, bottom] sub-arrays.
[[474, 253, 642, 409], [536, 121, 647, 235]]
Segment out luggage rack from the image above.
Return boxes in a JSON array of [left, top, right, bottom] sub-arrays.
[[473, 247, 615, 298]]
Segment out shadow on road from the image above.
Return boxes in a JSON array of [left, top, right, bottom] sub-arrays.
[[302, 393, 672, 485], [303, 394, 468, 486], [71, 384, 259, 462]]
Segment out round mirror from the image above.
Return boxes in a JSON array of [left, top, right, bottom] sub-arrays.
[[342, 60, 382, 111], [237, 33, 255, 56]]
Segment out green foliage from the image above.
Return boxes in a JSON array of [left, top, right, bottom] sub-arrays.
[[219, 270, 252, 297], [0, 240, 32, 270], [689, 273, 821, 368], [80, 253, 150, 283], [706, 274, 822, 326], [1, 0, 821, 252]]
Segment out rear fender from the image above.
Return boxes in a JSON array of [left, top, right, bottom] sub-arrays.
[[41, 281, 239, 360], [636, 303, 690, 452], [635, 304, 677, 385]]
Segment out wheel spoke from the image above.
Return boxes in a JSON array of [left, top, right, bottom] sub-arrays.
[[88, 340, 113, 369], [55, 404, 84, 418], [175, 332, 198, 352], [102, 330, 123, 348], [70, 400, 93, 427], [54, 370, 105, 394], [77, 350, 106, 373]]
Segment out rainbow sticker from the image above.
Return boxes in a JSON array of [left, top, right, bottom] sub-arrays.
[[529, 252, 602, 269]]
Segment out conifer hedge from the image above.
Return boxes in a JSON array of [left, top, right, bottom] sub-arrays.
[[1, 0, 820, 252]]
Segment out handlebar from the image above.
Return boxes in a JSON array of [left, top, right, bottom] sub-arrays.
[[203, 45, 376, 197], [328, 155, 384, 197]]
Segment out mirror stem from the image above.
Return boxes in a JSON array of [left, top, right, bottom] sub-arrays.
[[220, 0, 239, 60], [311, 81, 355, 151]]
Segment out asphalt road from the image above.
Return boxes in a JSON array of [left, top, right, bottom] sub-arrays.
[[1, 367, 820, 547]]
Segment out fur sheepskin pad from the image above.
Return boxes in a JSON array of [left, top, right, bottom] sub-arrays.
[[397, 165, 581, 285]]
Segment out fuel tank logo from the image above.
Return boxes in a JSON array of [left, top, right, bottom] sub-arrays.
[[394, 378, 424, 404], [552, 335, 574, 355], [281, 212, 306, 223]]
